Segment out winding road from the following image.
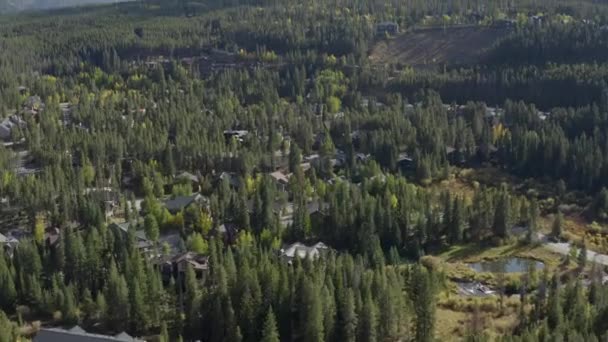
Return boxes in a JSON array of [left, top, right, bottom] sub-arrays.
[[538, 233, 608, 266]]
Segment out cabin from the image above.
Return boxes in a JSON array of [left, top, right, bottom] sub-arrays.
[[376, 21, 399, 36]]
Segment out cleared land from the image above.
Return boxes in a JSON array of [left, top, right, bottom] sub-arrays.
[[369, 26, 510, 68]]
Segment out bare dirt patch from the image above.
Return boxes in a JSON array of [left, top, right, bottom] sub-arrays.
[[369, 26, 510, 68]]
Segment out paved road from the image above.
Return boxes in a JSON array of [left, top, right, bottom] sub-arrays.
[[538, 233, 608, 266]]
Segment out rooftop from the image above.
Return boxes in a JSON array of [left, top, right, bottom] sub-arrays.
[[163, 194, 204, 212], [281, 242, 329, 260]]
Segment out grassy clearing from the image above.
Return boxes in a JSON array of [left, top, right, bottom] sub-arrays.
[[429, 241, 568, 290], [436, 294, 521, 340], [438, 242, 561, 266]]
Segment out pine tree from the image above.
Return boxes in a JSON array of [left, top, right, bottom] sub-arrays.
[[358, 293, 378, 342], [105, 262, 130, 331], [527, 198, 539, 243], [260, 307, 280, 342], [450, 196, 465, 243], [0, 255, 16, 311], [410, 265, 435, 342], [144, 213, 160, 243], [301, 278, 324, 342], [493, 186, 511, 240], [578, 242, 588, 268], [552, 212, 563, 238], [0, 310, 18, 342], [160, 321, 169, 342], [547, 275, 562, 329]]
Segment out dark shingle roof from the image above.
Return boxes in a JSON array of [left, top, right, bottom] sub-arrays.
[[163, 194, 202, 212]]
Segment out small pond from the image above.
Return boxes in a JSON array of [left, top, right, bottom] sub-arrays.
[[469, 257, 545, 274]]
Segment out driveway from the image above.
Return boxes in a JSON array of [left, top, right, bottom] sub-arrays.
[[538, 233, 608, 266]]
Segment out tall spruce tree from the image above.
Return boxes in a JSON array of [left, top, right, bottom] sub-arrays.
[[261, 307, 280, 342]]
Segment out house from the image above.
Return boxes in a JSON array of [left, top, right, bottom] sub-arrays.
[[59, 102, 72, 126], [0, 118, 15, 140], [0, 233, 19, 256], [446, 146, 466, 165], [84, 188, 120, 219], [24, 96, 43, 111], [223, 129, 249, 143], [175, 171, 200, 190], [217, 223, 239, 244], [158, 232, 184, 257], [110, 222, 153, 253], [269, 170, 290, 191], [171, 252, 210, 278], [34, 325, 143, 342], [376, 21, 399, 36], [493, 19, 516, 28], [280, 242, 329, 262], [299, 162, 312, 172], [163, 193, 206, 213], [396, 152, 414, 170], [0, 115, 25, 141], [530, 15, 543, 26], [44, 228, 61, 248], [355, 153, 371, 163], [217, 172, 241, 188]]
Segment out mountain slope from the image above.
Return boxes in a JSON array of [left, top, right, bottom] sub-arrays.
[[0, 0, 124, 13]]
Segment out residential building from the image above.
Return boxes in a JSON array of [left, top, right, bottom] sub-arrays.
[[163, 193, 206, 213], [110, 222, 152, 254], [0, 232, 19, 256], [269, 170, 290, 191], [217, 223, 239, 244], [376, 21, 399, 36], [217, 171, 241, 188], [280, 242, 329, 262]]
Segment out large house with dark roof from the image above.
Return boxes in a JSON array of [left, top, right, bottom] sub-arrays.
[[163, 193, 206, 213], [109, 222, 153, 254]]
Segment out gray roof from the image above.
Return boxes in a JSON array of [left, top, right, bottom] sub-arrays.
[[163, 194, 203, 212], [176, 171, 199, 183], [281, 242, 329, 260], [34, 326, 143, 342], [111, 222, 151, 248]]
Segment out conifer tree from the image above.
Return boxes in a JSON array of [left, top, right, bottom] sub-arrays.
[[358, 293, 378, 342], [410, 265, 435, 342], [301, 278, 324, 342], [552, 212, 563, 238], [261, 307, 280, 342], [547, 275, 562, 330]]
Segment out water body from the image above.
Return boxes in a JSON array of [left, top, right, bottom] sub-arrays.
[[469, 257, 544, 274]]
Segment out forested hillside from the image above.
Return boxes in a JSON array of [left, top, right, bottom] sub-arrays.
[[2, 0, 608, 341]]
